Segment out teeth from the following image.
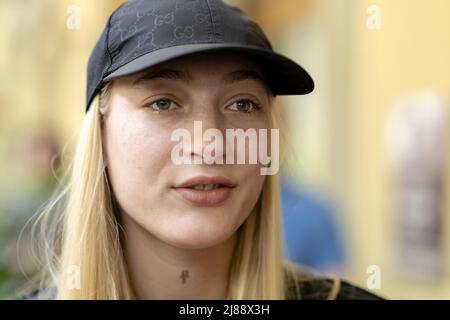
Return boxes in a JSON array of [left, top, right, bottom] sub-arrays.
[[191, 184, 220, 190]]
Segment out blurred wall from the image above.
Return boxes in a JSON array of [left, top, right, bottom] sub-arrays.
[[255, 0, 450, 299], [348, 0, 450, 299], [0, 0, 122, 187]]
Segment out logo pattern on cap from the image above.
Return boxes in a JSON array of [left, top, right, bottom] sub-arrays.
[[108, 0, 221, 69]]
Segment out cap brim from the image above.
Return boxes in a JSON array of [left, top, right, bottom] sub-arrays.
[[103, 43, 314, 95]]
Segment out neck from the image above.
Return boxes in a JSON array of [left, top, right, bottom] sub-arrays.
[[122, 213, 237, 300]]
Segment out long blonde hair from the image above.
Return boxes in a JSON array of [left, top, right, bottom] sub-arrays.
[[29, 82, 306, 299]]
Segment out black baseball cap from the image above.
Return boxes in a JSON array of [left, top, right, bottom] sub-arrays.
[[86, 0, 314, 111]]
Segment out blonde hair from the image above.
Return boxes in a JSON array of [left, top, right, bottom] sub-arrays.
[[28, 82, 313, 300]]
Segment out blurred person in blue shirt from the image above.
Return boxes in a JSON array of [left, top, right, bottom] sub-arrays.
[[281, 178, 346, 276]]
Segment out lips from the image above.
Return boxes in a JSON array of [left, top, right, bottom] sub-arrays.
[[172, 176, 235, 206]]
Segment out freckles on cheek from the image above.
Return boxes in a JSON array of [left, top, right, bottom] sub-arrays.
[[112, 118, 174, 172]]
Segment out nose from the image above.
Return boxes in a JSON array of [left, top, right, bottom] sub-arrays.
[[187, 107, 226, 165]]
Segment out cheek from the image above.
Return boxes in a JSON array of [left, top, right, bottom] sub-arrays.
[[104, 113, 173, 209], [233, 163, 265, 217]]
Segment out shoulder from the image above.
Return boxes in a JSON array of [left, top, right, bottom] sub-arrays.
[[284, 263, 384, 300], [334, 279, 383, 300]]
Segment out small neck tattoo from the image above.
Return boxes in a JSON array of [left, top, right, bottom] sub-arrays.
[[180, 270, 189, 284]]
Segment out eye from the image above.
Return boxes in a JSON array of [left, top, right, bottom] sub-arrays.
[[227, 99, 261, 113], [145, 98, 178, 112]]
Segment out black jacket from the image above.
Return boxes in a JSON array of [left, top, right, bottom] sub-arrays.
[[23, 268, 384, 300], [284, 267, 383, 300]]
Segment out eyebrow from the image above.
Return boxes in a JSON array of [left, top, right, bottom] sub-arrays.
[[132, 68, 269, 90], [133, 68, 192, 85]]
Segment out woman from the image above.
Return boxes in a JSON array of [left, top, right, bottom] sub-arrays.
[[29, 0, 382, 300]]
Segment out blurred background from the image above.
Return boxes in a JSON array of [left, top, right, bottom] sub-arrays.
[[1, 0, 450, 299]]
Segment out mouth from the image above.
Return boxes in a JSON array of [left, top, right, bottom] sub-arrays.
[[184, 183, 228, 190], [172, 176, 236, 206]]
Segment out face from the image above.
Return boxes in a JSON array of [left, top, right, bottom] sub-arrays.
[[102, 52, 273, 249]]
